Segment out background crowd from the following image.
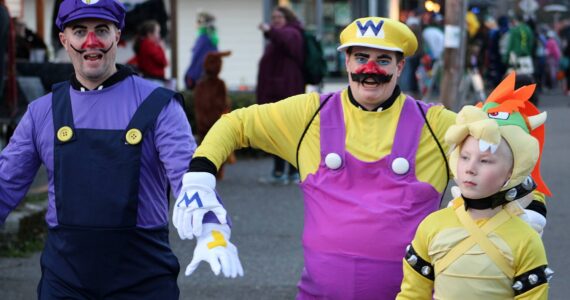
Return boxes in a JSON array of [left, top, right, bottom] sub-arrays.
[[399, 10, 570, 106]]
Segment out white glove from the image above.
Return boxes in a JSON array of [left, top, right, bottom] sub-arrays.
[[451, 185, 461, 199], [185, 223, 244, 278], [173, 172, 227, 240], [520, 209, 547, 236], [446, 185, 462, 208]]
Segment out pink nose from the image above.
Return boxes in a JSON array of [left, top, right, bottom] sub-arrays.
[[82, 32, 105, 49]]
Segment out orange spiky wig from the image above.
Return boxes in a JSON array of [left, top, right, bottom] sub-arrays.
[[474, 72, 551, 196]]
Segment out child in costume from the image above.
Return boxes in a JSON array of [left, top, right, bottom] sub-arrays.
[[397, 73, 553, 299], [449, 72, 552, 235], [193, 51, 235, 179]]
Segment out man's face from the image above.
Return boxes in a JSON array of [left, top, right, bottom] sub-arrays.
[[456, 136, 513, 199], [59, 19, 120, 85], [345, 46, 404, 110]]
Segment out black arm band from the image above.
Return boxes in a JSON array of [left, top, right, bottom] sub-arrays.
[[526, 200, 547, 218], [404, 244, 434, 281], [512, 265, 549, 296], [188, 157, 217, 175]]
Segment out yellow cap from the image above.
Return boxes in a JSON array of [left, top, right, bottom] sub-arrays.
[[338, 17, 418, 57]]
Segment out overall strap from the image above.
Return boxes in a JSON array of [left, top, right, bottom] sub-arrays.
[[296, 92, 335, 172], [51, 81, 77, 143], [436, 206, 514, 278], [319, 91, 345, 164], [125, 87, 181, 135], [390, 97, 425, 163]]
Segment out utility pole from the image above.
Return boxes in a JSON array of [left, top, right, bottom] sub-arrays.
[[170, 0, 178, 81], [35, 0, 44, 40], [440, 0, 468, 110]]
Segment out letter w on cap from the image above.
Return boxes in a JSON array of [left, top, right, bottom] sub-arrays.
[[356, 20, 385, 38]]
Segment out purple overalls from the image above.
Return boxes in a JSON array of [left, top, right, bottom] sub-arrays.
[[297, 91, 441, 299]]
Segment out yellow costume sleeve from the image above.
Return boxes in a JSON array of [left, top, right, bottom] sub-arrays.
[[532, 191, 546, 205], [193, 92, 320, 169], [513, 222, 549, 299], [397, 214, 441, 300], [515, 284, 548, 300], [497, 218, 549, 299]]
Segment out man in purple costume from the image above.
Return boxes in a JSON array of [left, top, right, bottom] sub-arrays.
[[0, 0, 240, 298]]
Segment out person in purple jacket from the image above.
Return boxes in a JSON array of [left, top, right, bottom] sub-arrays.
[[184, 12, 218, 90], [257, 5, 305, 184], [0, 0, 241, 298]]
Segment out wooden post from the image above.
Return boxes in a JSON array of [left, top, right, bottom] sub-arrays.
[[169, 0, 178, 81], [35, 0, 44, 40], [440, 0, 467, 110]]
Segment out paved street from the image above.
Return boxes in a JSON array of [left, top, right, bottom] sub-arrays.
[[0, 91, 569, 299]]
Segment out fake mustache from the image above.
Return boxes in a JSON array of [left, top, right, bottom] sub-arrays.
[[350, 72, 393, 85], [70, 43, 114, 54], [351, 60, 393, 85]]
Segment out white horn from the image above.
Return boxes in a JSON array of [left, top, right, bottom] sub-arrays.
[[528, 112, 547, 130]]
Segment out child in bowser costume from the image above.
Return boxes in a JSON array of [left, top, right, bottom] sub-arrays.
[[448, 72, 552, 235], [397, 73, 553, 299]]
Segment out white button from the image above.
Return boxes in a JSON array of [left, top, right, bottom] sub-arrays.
[[392, 157, 409, 175], [325, 153, 343, 170], [376, 107, 383, 112]]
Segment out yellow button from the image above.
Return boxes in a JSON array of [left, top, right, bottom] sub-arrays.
[[125, 128, 142, 145], [57, 126, 73, 142]]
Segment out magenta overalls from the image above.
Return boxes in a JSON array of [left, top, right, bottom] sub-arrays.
[[297, 92, 441, 299]]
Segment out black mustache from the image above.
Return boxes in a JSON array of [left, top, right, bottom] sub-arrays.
[[350, 73, 393, 85], [70, 43, 113, 54]]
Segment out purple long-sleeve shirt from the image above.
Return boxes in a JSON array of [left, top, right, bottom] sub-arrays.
[[0, 75, 196, 228]]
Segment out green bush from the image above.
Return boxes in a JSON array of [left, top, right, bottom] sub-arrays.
[[0, 193, 47, 257]]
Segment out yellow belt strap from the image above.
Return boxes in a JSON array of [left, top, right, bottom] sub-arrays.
[[434, 205, 514, 278]]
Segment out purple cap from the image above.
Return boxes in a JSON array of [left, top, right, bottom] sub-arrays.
[[56, 0, 126, 31]]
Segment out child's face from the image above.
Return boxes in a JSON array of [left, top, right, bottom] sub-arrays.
[[456, 136, 513, 199]]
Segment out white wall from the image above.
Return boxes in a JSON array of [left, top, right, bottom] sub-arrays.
[[20, 0, 264, 90], [6, 0, 23, 18], [177, 0, 264, 90], [21, 0, 57, 58]]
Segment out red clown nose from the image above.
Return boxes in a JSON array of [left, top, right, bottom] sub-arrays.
[[354, 61, 387, 75], [82, 32, 105, 49]]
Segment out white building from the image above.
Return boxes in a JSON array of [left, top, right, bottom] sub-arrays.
[[12, 0, 398, 91]]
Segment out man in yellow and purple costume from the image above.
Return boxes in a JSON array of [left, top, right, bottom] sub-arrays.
[[172, 17, 547, 300]]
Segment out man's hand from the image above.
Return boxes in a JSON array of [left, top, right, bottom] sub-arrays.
[[173, 172, 227, 240], [258, 23, 270, 32], [185, 223, 244, 278]]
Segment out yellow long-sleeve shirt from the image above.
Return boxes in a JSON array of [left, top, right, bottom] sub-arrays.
[[194, 88, 547, 204], [195, 89, 456, 193]]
